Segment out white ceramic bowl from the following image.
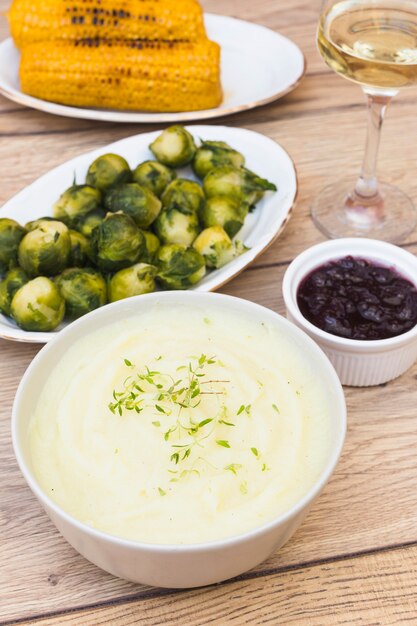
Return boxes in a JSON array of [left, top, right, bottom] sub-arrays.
[[283, 238, 417, 387], [12, 292, 346, 588]]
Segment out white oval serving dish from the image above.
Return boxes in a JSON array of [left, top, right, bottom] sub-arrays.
[[0, 14, 305, 123], [0, 124, 297, 343]]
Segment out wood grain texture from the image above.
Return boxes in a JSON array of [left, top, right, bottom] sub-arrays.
[[13, 545, 417, 626], [1, 0, 417, 623]]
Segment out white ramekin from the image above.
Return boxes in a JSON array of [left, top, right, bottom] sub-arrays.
[[12, 291, 346, 588], [283, 238, 417, 387]]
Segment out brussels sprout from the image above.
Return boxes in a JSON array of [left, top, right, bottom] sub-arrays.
[[86, 153, 131, 192], [250, 191, 268, 206], [203, 166, 277, 206], [154, 207, 200, 246], [142, 231, 160, 263], [200, 196, 249, 238], [156, 244, 206, 290], [132, 160, 176, 197], [10, 276, 65, 331], [161, 179, 205, 215], [104, 183, 161, 229], [56, 267, 107, 320], [72, 209, 106, 238], [18, 220, 71, 277], [0, 267, 29, 316], [25, 216, 56, 231], [53, 185, 102, 226], [0, 218, 26, 274], [90, 212, 145, 273], [193, 226, 247, 269], [108, 263, 156, 302], [150, 126, 197, 168], [193, 141, 245, 179], [68, 230, 91, 267]]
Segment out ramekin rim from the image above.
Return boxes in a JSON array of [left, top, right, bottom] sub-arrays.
[[282, 238, 417, 350]]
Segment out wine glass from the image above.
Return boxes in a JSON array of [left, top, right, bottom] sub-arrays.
[[312, 0, 417, 243]]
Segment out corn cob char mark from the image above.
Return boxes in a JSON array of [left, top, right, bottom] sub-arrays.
[[9, 0, 206, 48], [20, 38, 223, 112]]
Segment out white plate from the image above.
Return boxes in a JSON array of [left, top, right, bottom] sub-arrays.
[[0, 14, 305, 123], [0, 125, 297, 343]]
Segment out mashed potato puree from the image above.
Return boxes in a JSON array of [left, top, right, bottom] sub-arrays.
[[29, 303, 334, 544]]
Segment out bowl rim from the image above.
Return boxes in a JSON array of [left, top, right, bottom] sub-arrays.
[[12, 291, 346, 553], [282, 237, 417, 350]]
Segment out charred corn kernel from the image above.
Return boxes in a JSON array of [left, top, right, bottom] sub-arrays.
[[20, 39, 223, 112], [9, 0, 206, 49]]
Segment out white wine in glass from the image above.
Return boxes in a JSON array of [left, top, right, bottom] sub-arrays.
[[313, 0, 417, 242]]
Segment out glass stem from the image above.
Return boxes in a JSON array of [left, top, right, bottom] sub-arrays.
[[354, 92, 392, 199]]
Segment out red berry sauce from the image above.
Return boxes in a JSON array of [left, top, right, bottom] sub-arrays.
[[297, 256, 417, 341]]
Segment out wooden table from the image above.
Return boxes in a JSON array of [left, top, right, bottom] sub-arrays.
[[2, 1, 417, 624]]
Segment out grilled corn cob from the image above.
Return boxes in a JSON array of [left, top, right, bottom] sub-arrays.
[[9, 0, 206, 49], [20, 39, 223, 112]]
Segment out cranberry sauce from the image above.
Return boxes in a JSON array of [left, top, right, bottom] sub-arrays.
[[297, 256, 417, 341]]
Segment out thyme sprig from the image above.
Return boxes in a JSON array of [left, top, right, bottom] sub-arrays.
[[109, 354, 231, 468], [108, 354, 271, 490]]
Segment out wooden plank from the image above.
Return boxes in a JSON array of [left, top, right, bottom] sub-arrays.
[[2, 68, 417, 138], [0, 73, 347, 135], [2, 260, 417, 621], [14, 545, 417, 626]]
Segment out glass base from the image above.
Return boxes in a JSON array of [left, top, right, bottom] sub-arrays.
[[311, 180, 417, 244]]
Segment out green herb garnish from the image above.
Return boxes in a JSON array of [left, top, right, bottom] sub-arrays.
[[225, 463, 242, 475], [109, 354, 265, 491], [219, 419, 235, 427]]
